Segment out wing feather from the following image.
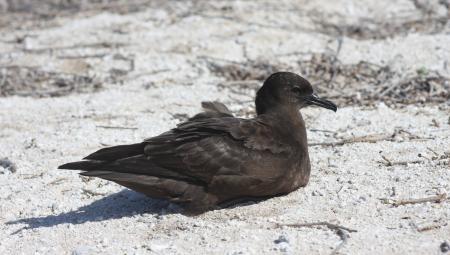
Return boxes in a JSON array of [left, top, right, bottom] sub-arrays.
[[141, 116, 292, 185]]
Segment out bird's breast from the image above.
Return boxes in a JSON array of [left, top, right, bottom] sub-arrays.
[[280, 149, 311, 193]]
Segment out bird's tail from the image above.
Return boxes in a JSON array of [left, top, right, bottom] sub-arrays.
[[58, 142, 198, 183], [58, 160, 107, 171], [83, 143, 145, 161], [58, 143, 218, 213], [58, 142, 147, 172]]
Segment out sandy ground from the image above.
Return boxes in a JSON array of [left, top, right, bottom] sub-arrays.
[[0, 1, 449, 254]]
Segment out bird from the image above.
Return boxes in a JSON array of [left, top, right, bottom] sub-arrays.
[[59, 72, 337, 214]]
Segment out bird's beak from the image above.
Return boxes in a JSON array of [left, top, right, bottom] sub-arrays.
[[305, 94, 337, 112]]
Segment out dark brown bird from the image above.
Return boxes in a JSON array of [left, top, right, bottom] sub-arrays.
[[59, 72, 337, 214]]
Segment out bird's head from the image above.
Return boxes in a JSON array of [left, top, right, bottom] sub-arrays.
[[255, 72, 337, 115]]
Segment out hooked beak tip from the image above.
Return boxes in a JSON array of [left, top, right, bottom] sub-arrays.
[[305, 94, 337, 112]]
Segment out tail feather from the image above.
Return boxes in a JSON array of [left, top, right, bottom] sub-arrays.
[[83, 143, 145, 161], [59, 155, 202, 184], [58, 160, 106, 171]]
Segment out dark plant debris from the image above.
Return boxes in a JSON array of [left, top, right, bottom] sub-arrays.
[[0, 0, 163, 29], [208, 61, 286, 82], [209, 54, 450, 107], [1, 0, 158, 17], [0, 66, 102, 97], [298, 54, 450, 106], [313, 0, 449, 40], [315, 17, 449, 40]]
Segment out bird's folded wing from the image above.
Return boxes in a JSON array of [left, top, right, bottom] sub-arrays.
[[142, 117, 291, 183]]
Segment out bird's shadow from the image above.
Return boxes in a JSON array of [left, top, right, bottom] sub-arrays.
[[6, 189, 179, 233]]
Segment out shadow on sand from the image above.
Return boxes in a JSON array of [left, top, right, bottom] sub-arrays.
[[6, 189, 180, 232]]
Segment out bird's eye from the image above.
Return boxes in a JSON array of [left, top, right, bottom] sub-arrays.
[[291, 87, 302, 94]]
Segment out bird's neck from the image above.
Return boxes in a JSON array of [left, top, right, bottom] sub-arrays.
[[259, 105, 308, 146], [258, 105, 301, 122]]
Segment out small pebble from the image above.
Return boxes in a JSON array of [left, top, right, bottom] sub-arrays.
[[101, 238, 108, 245], [51, 203, 58, 213], [0, 157, 17, 174], [274, 235, 289, 244], [441, 241, 450, 253], [311, 190, 323, 196]]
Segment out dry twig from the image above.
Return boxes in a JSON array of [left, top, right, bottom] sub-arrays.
[[417, 222, 448, 232], [47, 177, 69, 186], [81, 188, 107, 196], [309, 133, 393, 147], [379, 155, 423, 166], [276, 222, 356, 255], [326, 37, 343, 88], [21, 173, 44, 179], [276, 221, 357, 233], [96, 125, 137, 130], [380, 193, 447, 207]]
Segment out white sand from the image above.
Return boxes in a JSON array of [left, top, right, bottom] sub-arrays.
[[0, 1, 449, 254]]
